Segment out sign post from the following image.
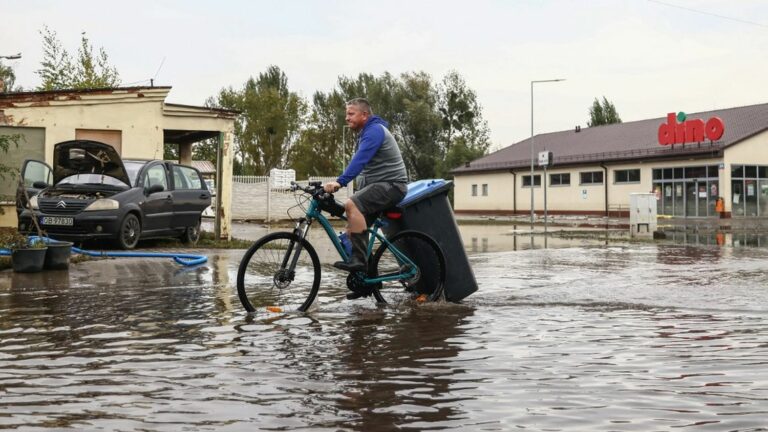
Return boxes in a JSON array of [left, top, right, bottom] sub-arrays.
[[538, 151, 553, 235]]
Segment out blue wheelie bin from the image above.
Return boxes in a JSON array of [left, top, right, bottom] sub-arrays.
[[383, 179, 478, 302]]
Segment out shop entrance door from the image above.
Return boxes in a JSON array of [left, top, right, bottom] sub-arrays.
[[685, 180, 709, 217]]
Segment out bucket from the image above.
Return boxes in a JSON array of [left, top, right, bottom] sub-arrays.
[[11, 247, 48, 273], [44, 241, 73, 270]]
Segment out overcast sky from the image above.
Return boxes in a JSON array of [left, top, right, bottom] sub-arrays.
[[2, 0, 767, 151]]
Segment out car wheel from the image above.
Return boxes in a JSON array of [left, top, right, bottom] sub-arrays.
[[117, 213, 141, 250], [180, 218, 201, 245]]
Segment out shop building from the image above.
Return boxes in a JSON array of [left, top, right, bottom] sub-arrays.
[[452, 103, 768, 218]]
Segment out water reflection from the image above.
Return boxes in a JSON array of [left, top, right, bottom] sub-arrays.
[[2, 239, 768, 430]]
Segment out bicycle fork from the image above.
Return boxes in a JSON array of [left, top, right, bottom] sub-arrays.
[[278, 219, 311, 283]]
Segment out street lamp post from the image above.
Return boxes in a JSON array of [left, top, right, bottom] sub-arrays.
[[530, 79, 565, 230]]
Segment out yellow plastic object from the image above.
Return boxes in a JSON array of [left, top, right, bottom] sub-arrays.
[[415, 294, 428, 303], [266, 306, 283, 313]]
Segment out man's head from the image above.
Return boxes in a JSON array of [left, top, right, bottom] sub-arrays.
[[345, 98, 373, 131]]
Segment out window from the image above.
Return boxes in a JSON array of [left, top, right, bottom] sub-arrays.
[[550, 173, 570, 186], [144, 165, 168, 191], [471, 184, 477, 196], [579, 171, 603, 185], [614, 169, 640, 184], [522, 175, 541, 187], [173, 165, 203, 189], [481, 184, 488, 196]]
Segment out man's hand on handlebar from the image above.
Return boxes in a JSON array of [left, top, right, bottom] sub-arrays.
[[324, 181, 341, 194]]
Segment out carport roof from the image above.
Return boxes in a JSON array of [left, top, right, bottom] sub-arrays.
[[452, 102, 768, 174]]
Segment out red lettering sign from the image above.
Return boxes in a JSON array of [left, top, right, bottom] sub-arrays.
[[658, 113, 725, 146]]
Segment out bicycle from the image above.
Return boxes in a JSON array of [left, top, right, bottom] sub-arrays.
[[237, 181, 447, 313]]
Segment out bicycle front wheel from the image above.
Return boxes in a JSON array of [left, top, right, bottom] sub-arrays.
[[369, 230, 446, 306], [237, 232, 321, 313]]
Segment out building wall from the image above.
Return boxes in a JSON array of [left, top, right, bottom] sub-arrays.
[[454, 172, 515, 211], [2, 92, 167, 161], [455, 157, 725, 215], [722, 130, 768, 213], [0, 89, 237, 234]]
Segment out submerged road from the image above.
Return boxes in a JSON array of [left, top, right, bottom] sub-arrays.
[[1, 224, 767, 430]]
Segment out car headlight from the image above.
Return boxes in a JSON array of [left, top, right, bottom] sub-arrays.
[[29, 195, 39, 210], [84, 199, 119, 211]]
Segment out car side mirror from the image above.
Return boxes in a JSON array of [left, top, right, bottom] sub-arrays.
[[146, 184, 164, 194], [32, 181, 49, 189]]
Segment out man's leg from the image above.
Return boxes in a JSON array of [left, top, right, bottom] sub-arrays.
[[344, 199, 367, 234], [333, 198, 370, 273]]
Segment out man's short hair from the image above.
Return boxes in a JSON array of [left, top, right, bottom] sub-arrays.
[[346, 98, 373, 115]]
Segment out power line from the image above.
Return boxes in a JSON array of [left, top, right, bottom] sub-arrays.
[[647, 0, 768, 29]]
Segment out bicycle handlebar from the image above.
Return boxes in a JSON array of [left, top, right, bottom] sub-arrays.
[[290, 181, 333, 201]]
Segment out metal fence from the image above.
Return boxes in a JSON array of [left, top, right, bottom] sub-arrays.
[[231, 175, 352, 221]]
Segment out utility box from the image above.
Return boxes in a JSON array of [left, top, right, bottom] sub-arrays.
[[383, 179, 478, 302], [629, 193, 657, 238]]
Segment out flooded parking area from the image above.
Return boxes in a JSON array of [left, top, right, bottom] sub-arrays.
[[1, 224, 768, 430]]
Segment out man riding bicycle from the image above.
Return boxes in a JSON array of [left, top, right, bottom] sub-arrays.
[[324, 98, 408, 287]]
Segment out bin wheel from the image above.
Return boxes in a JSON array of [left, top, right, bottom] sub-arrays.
[[369, 230, 446, 306]]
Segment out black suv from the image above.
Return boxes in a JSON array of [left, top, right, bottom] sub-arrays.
[[17, 140, 212, 249]]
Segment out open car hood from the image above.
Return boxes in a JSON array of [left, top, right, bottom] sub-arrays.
[[53, 140, 131, 187]]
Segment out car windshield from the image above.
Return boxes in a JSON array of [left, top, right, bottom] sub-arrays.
[[58, 173, 129, 189], [124, 161, 147, 186]]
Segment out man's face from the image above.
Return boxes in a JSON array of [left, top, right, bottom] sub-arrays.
[[345, 105, 369, 131]]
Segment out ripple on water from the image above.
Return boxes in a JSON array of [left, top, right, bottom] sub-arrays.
[[0, 246, 767, 430]]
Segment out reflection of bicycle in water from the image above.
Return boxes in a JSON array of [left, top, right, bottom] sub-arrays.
[[237, 181, 446, 313]]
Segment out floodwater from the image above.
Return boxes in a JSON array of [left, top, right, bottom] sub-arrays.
[[1, 224, 768, 431]]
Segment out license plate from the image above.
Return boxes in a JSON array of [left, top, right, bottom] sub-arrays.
[[41, 216, 74, 226]]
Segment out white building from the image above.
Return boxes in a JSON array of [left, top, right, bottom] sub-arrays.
[[452, 103, 768, 218]]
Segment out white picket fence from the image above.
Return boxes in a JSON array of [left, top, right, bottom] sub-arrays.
[[231, 175, 352, 221]]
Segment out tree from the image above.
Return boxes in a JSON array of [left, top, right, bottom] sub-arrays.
[[0, 62, 18, 92], [207, 65, 306, 175], [36, 26, 120, 91], [0, 133, 21, 202], [436, 71, 491, 177], [294, 70, 490, 180], [588, 96, 622, 127]]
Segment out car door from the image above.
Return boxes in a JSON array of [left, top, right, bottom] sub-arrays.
[[139, 163, 174, 234], [170, 164, 211, 228], [17, 159, 53, 215]]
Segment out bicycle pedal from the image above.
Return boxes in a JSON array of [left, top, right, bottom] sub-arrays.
[[346, 290, 372, 300]]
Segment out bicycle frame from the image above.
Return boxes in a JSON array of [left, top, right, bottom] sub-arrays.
[[294, 196, 419, 285]]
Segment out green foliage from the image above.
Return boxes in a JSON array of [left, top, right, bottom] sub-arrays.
[[206, 68, 490, 179], [292, 70, 490, 180], [36, 26, 120, 91], [163, 143, 179, 160], [588, 96, 622, 127], [207, 66, 306, 175], [0, 228, 29, 250], [0, 62, 18, 92], [0, 133, 20, 186], [193, 138, 218, 164]]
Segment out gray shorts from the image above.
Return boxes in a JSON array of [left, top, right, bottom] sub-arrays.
[[349, 181, 408, 221]]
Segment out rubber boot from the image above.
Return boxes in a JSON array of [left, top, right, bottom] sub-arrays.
[[333, 232, 368, 273]]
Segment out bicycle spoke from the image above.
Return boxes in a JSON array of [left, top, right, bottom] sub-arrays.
[[237, 233, 320, 313]]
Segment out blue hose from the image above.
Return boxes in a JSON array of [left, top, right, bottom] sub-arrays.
[[69, 246, 207, 266], [1, 236, 208, 267]]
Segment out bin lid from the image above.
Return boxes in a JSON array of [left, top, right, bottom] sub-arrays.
[[398, 179, 451, 207]]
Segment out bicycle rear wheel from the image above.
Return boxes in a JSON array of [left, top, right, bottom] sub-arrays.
[[237, 232, 321, 313], [369, 230, 446, 306]]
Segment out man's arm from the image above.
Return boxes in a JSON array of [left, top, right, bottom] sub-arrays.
[[336, 125, 384, 187]]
